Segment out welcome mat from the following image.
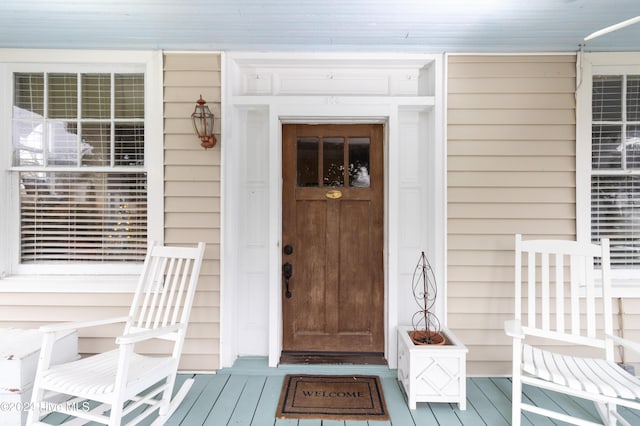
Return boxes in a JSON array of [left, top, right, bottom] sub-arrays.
[[276, 374, 389, 421]]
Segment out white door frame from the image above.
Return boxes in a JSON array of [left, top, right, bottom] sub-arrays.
[[221, 52, 445, 369]]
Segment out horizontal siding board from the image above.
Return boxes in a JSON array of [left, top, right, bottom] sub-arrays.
[[448, 55, 576, 64], [165, 148, 221, 165], [448, 250, 514, 266], [448, 203, 576, 219], [165, 212, 221, 228], [163, 70, 222, 87], [448, 171, 575, 187], [164, 86, 222, 103], [165, 165, 221, 181], [448, 109, 575, 125], [448, 124, 575, 140], [448, 140, 575, 156], [165, 181, 221, 197], [448, 187, 575, 203], [448, 77, 575, 94], [448, 61, 575, 78], [448, 93, 575, 109], [448, 218, 575, 234], [164, 54, 221, 71], [448, 156, 575, 172], [165, 197, 220, 213], [165, 227, 220, 243]]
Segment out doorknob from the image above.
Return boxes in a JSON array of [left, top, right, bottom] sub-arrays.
[[283, 262, 293, 298]]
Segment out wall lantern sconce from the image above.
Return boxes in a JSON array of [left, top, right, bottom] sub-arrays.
[[191, 95, 217, 149]]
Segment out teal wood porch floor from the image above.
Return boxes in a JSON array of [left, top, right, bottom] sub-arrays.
[[156, 357, 640, 426]]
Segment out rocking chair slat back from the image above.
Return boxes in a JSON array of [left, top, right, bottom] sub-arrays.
[[515, 235, 613, 356], [128, 242, 205, 341]]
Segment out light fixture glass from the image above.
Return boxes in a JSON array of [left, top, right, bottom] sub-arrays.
[[191, 95, 216, 149]]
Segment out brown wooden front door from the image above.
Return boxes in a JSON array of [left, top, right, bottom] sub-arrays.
[[282, 123, 384, 354]]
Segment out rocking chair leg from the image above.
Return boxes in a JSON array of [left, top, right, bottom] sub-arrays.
[[159, 375, 178, 416], [151, 378, 194, 426], [511, 378, 522, 426], [596, 401, 631, 426]]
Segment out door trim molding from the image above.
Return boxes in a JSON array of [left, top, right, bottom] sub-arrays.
[[222, 52, 446, 369]]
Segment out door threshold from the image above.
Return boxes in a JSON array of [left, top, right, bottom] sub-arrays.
[[280, 351, 387, 365]]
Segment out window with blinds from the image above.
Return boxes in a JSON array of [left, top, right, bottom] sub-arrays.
[[591, 74, 640, 268], [12, 72, 147, 263]]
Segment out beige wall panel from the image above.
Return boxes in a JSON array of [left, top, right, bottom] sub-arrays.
[[163, 52, 221, 371], [447, 55, 577, 376]]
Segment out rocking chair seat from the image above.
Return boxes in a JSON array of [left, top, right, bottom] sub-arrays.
[[522, 343, 640, 400], [40, 350, 176, 398]]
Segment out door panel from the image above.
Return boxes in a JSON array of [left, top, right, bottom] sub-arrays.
[[282, 124, 384, 354]]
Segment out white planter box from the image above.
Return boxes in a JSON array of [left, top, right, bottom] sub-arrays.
[[397, 325, 468, 410], [0, 328, 78, 426]]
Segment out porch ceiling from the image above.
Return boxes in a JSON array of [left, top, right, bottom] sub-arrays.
[[1, 0, 640, 52]]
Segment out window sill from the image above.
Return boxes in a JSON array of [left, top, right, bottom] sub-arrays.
[[0, 275, 138, 293]]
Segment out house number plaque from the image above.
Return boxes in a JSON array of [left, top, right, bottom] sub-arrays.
[[325, 190, 342, 199]]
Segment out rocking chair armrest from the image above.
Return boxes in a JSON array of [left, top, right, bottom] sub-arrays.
[[39, 316, 130, 334], [607, 333, 640, 355], [116, 324, 183, 345], [505, 319, 525, 339]]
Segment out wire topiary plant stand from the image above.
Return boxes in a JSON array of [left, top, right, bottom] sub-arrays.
[[397, 251, 468, 410]]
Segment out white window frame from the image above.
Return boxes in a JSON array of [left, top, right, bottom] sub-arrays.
[[0, 50, 163, 292], [577, 52, 640, 289]]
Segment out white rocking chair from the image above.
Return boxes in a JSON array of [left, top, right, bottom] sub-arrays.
[[505, 234, 640, 425], [26, 241, 206, 426]]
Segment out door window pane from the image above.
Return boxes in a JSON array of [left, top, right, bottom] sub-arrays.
[[349, 137, 370, 187], [323, 137, 344, 187], [297, 137, 319, 187]]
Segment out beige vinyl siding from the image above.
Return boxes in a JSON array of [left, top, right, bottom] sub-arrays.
[[447, 55, 577, 376], [163, 52, 221, 371]]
